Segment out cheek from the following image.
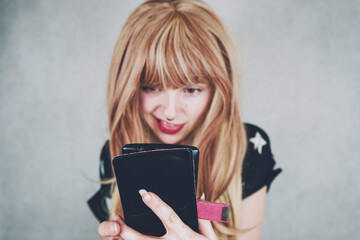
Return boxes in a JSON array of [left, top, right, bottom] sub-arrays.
[[188, 94, 211, 120], [140, 93, 155, 113]]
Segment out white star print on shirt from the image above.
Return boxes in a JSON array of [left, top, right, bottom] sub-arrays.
[[250, 132, 267, 154]]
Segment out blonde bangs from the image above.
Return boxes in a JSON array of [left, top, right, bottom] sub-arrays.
[[139, 11, 227, 89]]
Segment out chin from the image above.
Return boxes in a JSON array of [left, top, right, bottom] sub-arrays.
[[159, 137, 181, 144], [157, 134, 184, 144]]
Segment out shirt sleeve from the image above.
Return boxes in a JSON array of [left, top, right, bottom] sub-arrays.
[[87, 140, 113, 222], [241, 123, 282, 199]]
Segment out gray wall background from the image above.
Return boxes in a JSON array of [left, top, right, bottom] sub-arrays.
[[0, 0, 359, 239]]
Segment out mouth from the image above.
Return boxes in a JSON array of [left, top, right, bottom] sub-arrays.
[[154, 117, 185, 135]]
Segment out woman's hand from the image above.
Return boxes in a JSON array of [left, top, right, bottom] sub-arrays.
[[98, 191, 218, 240]]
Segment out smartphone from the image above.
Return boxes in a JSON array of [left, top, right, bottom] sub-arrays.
[[112, 146, 199, 236]]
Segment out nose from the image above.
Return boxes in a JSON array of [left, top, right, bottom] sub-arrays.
[[162, 89, 178, 121]]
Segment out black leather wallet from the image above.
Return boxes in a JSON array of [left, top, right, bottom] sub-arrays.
[[122, 144, 199, 192], [112, 144, 200, 236]]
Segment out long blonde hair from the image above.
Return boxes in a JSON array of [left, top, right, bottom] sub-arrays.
[[106, 0, 247, 238]]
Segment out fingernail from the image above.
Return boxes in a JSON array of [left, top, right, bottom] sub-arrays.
[[111, 223, 119, 233], [111, 213, 117, 221], [139, 189, 147, 196], [139, 189, 151, 202]]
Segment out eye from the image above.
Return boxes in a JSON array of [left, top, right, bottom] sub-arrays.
[[141, 86, 157, 92], [184, 88, 202, 94]]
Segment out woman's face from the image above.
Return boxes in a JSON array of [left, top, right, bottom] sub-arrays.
[[140, 83, 212, 144]]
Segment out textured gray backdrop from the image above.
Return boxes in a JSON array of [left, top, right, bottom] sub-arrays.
[[0, 0, 359, 239]]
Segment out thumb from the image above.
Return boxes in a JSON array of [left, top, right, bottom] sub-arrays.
[[198, 219, 218, 240]]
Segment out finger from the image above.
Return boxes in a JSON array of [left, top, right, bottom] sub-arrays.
[[98, 220, 121, 238], [113, 214, 157, 240], [198, 219, 218, 240], [111, 216, 125, 240], [139, 189, 185, 231], [119, 225, 159, 240]]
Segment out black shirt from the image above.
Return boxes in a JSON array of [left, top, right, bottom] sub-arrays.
[[87, 123, 282, 222]]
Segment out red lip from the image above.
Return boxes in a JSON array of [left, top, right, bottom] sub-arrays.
[[155, 118, 185, 135]]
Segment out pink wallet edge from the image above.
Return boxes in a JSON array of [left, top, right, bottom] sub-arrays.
[[197, 200, 230, 223]]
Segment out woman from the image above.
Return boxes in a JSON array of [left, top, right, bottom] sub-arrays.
[[89, 0, 281, 239]]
